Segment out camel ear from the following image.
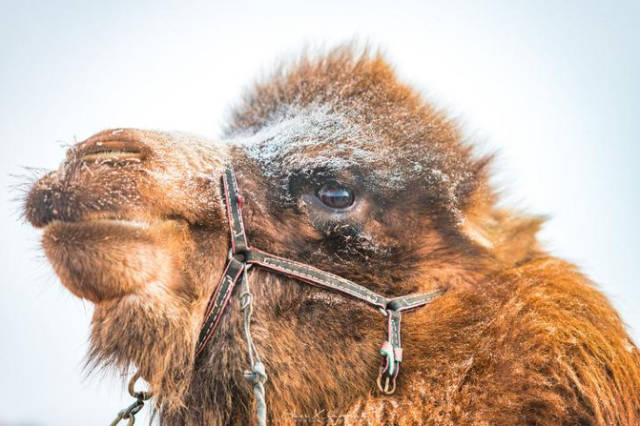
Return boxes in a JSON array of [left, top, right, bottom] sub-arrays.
[[453, 154, 543, 264], [462, 208, 545, 264]]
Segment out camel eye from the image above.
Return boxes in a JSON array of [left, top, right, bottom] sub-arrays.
[[317, 183, 355, 209]]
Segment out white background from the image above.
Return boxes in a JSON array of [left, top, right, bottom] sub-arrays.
[[1, 1, 638, 424]]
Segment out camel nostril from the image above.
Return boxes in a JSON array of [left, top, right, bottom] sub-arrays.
[[75, 139, 147, 164]]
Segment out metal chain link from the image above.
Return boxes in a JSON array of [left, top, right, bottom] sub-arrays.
[[110, 372, 152, 426]]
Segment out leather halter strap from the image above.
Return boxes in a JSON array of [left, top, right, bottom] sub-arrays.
[[196, 166, 445, 394]]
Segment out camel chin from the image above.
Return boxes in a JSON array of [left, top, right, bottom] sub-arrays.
[[41, 217, 189, 303]]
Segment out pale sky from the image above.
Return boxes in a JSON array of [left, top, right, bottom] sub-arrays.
[[1, 1, 639, 424]]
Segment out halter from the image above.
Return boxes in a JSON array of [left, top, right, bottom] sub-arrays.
[[196, 166, 445, 424]]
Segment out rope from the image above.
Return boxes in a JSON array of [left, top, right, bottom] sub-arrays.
[[239, 264, 268, 426]]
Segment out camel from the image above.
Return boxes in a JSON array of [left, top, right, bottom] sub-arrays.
[[24, 47, 640, 425]]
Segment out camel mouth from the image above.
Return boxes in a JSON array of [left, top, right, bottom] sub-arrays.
[[41, 215, 187, 249], [40, 209, 189, 231], [43, 217, 152, 232], [41, 216, 189, 302], [41, 217, 166, 257]]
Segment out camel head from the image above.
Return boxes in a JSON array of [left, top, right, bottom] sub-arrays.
[[24, 49, 538, 423]]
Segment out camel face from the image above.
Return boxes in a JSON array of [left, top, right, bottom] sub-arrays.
[[25, 129, 229, 303], [22, 50, 640, 424], [23, 53, 497, 416]]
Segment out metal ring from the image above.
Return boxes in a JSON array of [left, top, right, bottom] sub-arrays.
[[376, 370, 397, 395], [127, 371, 152, 400]]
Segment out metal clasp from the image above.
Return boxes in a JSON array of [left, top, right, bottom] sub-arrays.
[[110, 372, 152, 426], [377, 371, 397, 395], [376, 340, 398, 394]]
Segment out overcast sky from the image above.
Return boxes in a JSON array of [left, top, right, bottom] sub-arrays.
[[1, 1, 639, 424]]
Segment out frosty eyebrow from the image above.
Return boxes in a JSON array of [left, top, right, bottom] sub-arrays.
[[231, 103, 373, 176], [228, 101, 459, 209], [230, 103, 408, 187]]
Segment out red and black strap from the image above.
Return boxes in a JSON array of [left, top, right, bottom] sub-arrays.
[[246, 248, 388, 310], [222, 167, 249, 254], [195, 257, 245, 357], [376, 289, 444, 394], [196, 166, 446, 394]]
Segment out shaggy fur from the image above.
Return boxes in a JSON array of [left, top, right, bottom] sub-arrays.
[[25, 47, 640, 424]]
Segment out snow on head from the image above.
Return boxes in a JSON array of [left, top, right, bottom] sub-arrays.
[[222, 48, 488, 224], [229, 102, 453, 194]]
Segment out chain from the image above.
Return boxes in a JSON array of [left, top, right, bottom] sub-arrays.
[[110, 372, 152, 426]]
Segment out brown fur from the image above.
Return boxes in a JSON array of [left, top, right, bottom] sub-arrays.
[[24, 47, 640, 424]]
